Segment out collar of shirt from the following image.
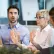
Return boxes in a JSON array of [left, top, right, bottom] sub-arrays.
[[42, 24, 51, 32], [8, 23, 20, 29]]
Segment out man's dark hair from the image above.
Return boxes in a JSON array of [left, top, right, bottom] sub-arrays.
[[49, 7, 54, 16], [7, 5, 19, 15]]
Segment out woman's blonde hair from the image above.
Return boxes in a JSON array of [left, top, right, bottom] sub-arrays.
[[36, 9, 49, 19]]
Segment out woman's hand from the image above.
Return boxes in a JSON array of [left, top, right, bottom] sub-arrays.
[[30, 30, 36, 43], [27, 44, 40, 54]]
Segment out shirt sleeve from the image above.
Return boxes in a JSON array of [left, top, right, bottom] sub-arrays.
[[0, 26, 3, 45], [22, 28, 30, 45]]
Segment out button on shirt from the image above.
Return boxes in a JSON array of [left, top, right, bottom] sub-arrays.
[[0, 23, 30, 46], [33, 25, 53, 49]]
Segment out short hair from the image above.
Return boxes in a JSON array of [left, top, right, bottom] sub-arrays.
[[49, 7, 54, 21], [36, 9, 49, 19], [7, 5, 19, 15], [49, 7, 54, 16]]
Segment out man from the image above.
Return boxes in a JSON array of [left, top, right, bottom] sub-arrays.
[[0, 5, 30, 48], [28, 9, 54, 54]]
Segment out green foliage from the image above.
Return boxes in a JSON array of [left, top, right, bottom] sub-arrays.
[[21, 48, 34, 54], [0, 46, 40, 54], [0, 46, 20, 54]]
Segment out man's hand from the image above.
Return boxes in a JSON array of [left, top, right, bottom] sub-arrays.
[[10, 28, 20, 44]]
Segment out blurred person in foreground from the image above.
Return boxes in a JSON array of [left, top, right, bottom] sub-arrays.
[[49, 7, 54, 27], [0, 5, 30, 48], [49, 7, 54, 47], [28, 9, 54, 54]]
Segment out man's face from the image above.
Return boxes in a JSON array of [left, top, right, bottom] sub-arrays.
[[8, 8, 19, 23], [36, 13, 47, 27]]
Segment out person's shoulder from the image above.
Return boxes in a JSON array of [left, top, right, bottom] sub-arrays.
[[51, 27, 54, 31], [19, 24, 29, 32], [0, 24, 8, 29], [49, 26, 54, 34], [19, 24, 28, 29]]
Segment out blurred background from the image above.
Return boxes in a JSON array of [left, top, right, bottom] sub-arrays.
[[0, 0, 54, 27]]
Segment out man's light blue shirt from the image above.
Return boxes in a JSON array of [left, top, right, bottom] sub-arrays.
[[0, 23, 30, 46]]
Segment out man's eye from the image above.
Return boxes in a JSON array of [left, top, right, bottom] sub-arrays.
[[10, 12, 12, 14], [14, 12, 17, 14]]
